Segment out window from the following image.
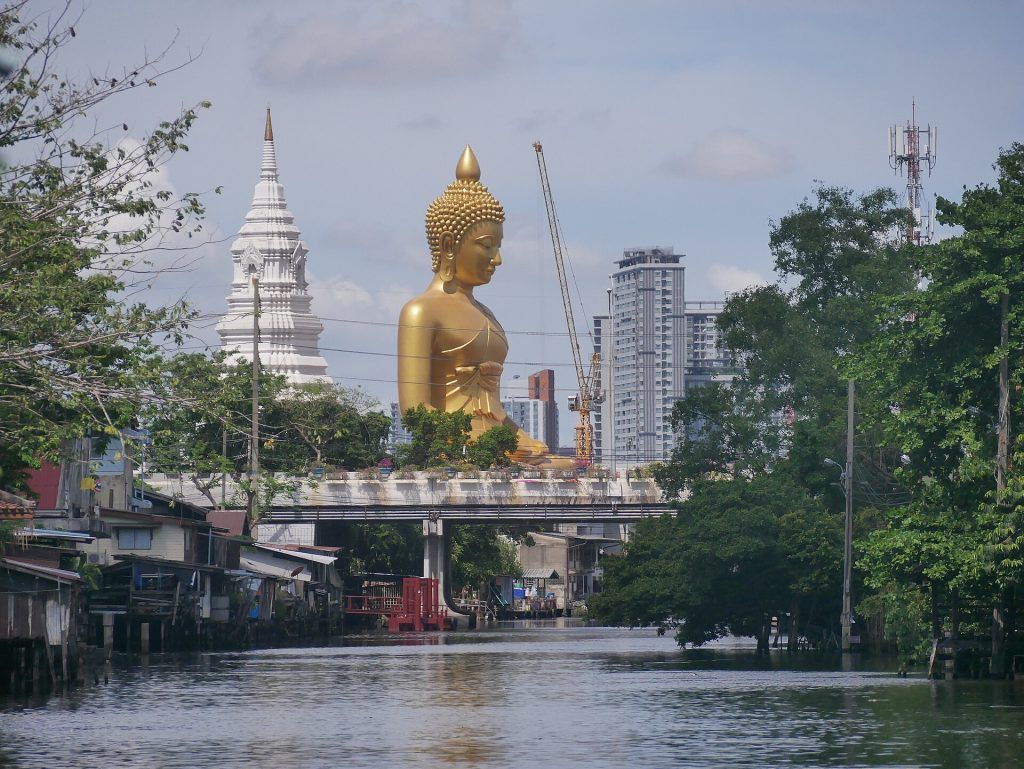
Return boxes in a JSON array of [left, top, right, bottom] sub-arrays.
[[117, 527, 152, 550]]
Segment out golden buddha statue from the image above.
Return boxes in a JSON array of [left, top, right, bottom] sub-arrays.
[[398, 146, 569, 467]]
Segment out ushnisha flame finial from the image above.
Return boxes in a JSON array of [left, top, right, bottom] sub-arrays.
[[456, 145, 480, 181], [264, 106, 273, 142]]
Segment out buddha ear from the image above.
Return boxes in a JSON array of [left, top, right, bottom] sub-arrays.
[[438, 231, 456, 284], [439, 231, 456, 257]]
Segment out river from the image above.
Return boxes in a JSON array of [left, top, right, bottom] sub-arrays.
[[1, 624, 1022, 768]]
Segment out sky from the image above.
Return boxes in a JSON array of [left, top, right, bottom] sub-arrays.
[[26, 0, 1024, 446]]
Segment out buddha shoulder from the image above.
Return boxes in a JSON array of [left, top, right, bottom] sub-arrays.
[[399, 290, 450, 326]]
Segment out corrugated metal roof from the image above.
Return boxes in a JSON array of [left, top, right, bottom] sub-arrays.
[[14, 527, 95, 542], [240, 550, 312, 582], [253, 543, 337, 565], [521, 568, 560, 580], [2, 557, 81, 583]]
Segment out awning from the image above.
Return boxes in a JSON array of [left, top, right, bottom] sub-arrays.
[[240, 549, 312, 582], [521, 568, 560, 580], [14, 527, 96, 543], [253, 543, 337, 565], [2, 558, 81, 584]]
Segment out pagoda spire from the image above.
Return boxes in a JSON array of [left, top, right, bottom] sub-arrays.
[[260, 106, 278, 182], [216, 110, 329, 385]]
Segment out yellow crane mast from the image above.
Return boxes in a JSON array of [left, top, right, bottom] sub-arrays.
[[533, 141, 601, 464]]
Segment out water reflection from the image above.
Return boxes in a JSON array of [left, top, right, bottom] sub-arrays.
[[1, 627, 1023, 768]]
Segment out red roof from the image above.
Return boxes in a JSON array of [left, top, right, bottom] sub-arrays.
[[23, 461, 60, 509], [206, 509, 249, 537]]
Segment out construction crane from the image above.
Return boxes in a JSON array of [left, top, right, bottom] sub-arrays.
[[533, 141, 602, 464]]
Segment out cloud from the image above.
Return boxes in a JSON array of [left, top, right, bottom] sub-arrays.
[[661, 130, 794, 181], [308, 275, 413, 319], [309, 276, 374, 309], [708, 264, 767, 294], [252, 1, 518, 88]]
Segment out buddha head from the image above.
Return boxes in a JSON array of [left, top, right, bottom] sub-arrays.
[[425, 146, 505, 288]]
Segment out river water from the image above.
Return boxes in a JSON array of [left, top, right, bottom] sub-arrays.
[[1, 624, 1022, 768]]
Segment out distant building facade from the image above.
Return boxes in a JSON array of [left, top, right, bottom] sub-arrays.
[[684, 301, 738, 389], [595, 247, 686, 465], [527, 369, 559, 451], [389, 402, 412, 449], [502, 397, 552, 449], [593, 249, 737, 465]]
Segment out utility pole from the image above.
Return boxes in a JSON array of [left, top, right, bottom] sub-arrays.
[[242, 244, 264, 524], [992, 291, 1010, 676], [996, 292, 1010, 492], [250, 272, 260, 523], [221, 428, 227, 508], [841, 379, 855, 653]]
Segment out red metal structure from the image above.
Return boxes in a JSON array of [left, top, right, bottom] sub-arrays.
[[344, 576, 447, 632]]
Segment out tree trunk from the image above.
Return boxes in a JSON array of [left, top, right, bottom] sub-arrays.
[[930, 583, 942, 640], [950, 589, 960, 644], [788, 599, 799, 652], [991, 588, 1009, 678], [757, 612, 770, 652]]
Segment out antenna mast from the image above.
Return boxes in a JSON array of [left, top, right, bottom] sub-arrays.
[[888, 101, 937, 245]]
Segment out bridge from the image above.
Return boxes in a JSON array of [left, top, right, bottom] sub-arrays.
[[145, 472, 669, 521], [146, 471, 673, 625]]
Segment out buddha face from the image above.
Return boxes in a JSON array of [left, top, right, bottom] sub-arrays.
[[448, 220, 503, 287]]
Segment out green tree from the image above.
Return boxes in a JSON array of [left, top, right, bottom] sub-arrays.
[[592, 474, 839, 649], [143, 352, 286, 507], [396, 405, 472, 467], [0, 3, 209, 488], [449, 524, 521, 589], [266, 382, 391, 472], [851, 143, 1024, 667], [598, 184, 913, 648], [466, 423, 519, 468]]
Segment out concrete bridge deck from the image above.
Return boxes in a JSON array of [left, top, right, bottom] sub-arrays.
[[145, 472, 672, 522]]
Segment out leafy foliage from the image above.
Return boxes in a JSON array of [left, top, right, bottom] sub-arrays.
[[598, 184, 914, 647], [396, 405, 472, 468], [0, 3, 209, 487], [592, 474, 839, 647], [466, 423, 518, 468]]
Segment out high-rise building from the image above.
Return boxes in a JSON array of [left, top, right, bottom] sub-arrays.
[[527, 369, 559, 451], [594, 251, 741, 465], [684, 301, 738, 389], [216, 109, 329, 384], [388, 402, 413, 448], [502, 397, 552, 448], [595, 247, 687, 465]]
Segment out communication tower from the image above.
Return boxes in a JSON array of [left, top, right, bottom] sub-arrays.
[[888, 101, 937, 245]]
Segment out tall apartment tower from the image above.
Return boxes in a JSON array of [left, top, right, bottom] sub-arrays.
[[595, 247, 687, 465], [527, 369, 559, 451], [684, 301, 737, 389], [216, 109, 329, 384]]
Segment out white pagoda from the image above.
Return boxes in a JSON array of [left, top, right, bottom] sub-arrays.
[[217, 109, 329, 384]]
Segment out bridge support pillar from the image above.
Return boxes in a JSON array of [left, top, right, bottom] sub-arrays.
[[422, 518, 445, 590], [423, 518, 472, 629]]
